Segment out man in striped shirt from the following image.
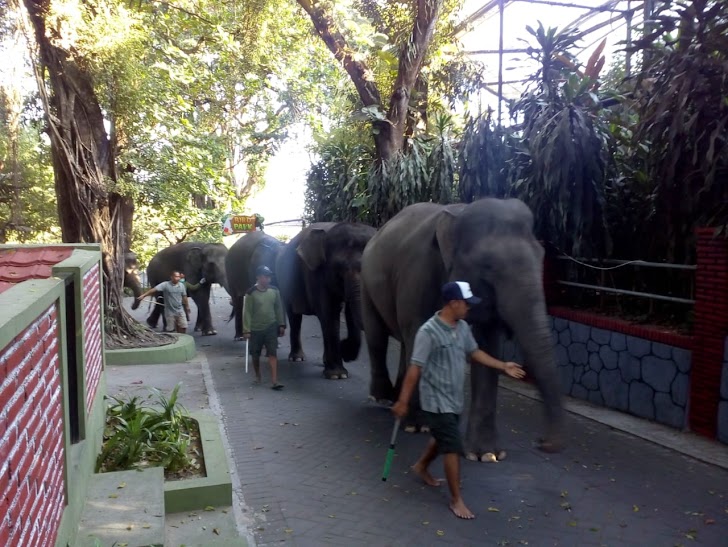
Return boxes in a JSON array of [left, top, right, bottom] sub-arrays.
[[392, 281, 526, 520]]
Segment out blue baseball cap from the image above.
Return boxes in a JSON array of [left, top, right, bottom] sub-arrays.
[[256, 265, 273, 277], [442, 281, 482, 305]]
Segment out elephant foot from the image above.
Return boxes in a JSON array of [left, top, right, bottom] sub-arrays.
[[465, 451, 506, 463], [288, 351, 306, 362], [146, 318, 158, 329], [369, 379, 395, 403], [234, 335, 244, 341], [202, 330, 217, 336], [195, 326, 202, 332], [340, 338, 359, 362], [323, 367, 349, 380]]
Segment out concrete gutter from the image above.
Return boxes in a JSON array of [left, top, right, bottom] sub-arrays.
[[501, 377, 728, 471]]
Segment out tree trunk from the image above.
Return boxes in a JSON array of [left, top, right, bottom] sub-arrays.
[[297, 0, 443, 164], [22, 0, 161, 348]]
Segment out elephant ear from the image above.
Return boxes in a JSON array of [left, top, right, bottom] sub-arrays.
[[186, 246, 204, 274], [434, 208, 461, 274], [297, 228, 327, 270]]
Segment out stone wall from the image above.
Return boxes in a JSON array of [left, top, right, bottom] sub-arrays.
[[719, 338, 728, 444], [501, 316, 693, 431]]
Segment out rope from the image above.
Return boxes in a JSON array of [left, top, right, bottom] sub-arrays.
[[559, 254, 646, 271]]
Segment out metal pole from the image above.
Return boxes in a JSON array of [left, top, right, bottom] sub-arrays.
[[498, 0, 504, 126], [625, 0, 632, 76]]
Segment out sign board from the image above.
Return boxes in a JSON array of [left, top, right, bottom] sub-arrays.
[[222, 214, 261, 236]]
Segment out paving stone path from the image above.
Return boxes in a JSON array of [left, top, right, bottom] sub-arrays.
[[145, 291, 728, 546]]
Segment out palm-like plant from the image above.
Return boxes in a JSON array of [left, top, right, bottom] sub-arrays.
[[627, 0, 728, 261], [509, 23, 611, 257]]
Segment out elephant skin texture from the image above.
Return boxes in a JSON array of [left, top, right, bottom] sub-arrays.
[[124, 251, 143, 310], [361, 198, 564, 458], [145, 242, 229, 335], [225, 231, 284, 340], [276, 222, 376, 379]]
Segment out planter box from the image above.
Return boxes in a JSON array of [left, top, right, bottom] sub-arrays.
[[164, 410, 233, 513]]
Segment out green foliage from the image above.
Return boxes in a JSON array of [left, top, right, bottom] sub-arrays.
[[458, 110, 511, 202], [626, 0, 728, 260], [509, 23, 610, 257], [96, 384, 200, 475]]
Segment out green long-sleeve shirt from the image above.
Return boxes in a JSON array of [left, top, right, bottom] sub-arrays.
[[243, 285, 286, 333]]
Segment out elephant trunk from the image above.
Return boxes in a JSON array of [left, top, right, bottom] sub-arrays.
[[125, 271, 144, 310], [497, 280, 564, 444], [341, 274, 363, 362], [345, 274, 363, 332]]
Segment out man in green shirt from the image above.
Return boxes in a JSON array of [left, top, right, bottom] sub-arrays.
[[243, 265, 286, 389]]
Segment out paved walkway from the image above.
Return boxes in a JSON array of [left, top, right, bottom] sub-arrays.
[[127, 293, 728, 546]]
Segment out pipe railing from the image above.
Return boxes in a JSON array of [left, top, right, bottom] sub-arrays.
[[554, 255, 696, 305]]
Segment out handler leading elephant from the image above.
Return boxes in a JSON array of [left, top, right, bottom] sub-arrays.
[[361, 198, 564, 460], [225, 231, 284, 340], [276, 222, 376, 379], [145, 242, 229, 335]]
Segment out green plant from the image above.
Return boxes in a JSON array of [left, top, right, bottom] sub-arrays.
[[96, 384, 196, 476]]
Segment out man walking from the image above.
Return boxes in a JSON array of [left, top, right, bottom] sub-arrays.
[[391, 281, 526, 520], [138, 271, 191, 334], [243, 265, 286, 390]]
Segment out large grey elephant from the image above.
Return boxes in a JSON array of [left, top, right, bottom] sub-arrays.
[[145, 242, 229, 335], [276, 222, 376, 379], [361, 198, 563, 459], [124, 251, 143, 310], [225, 231, 284, 340]]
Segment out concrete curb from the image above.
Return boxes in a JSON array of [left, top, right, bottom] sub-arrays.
[[106, 333, 197, 365], [164, 411, 233, 513], [500, 377, 728, 470]]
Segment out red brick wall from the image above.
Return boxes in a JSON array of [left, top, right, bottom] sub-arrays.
[[690, 229, 728, 437], [0, 306, 65, 547], [83, 264, 102, 414]]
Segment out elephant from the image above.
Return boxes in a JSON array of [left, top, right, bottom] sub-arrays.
[[145, 242, 229, 335], [124, 251, 143, 310], [225, 231, 284, 340], [361, 198, 564, 460], [276, 222, 376, 379]]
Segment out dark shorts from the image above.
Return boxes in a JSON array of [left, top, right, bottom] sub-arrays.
[[249, 324, 278, 358], [423, 411, 463, 455]]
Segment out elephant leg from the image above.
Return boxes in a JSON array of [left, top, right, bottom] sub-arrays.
[[320, 304, 348, 380], [233, 296, 244, 341], [464, 329, 504, 462], [147, 296, 163, 329], [364, 304, 394, 402], [193, 289, 216, 335], [340, 301, 361, 362], [287, 311, 305, 361]]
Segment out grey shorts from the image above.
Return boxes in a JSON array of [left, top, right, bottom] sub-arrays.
[[423, 411, 463, 455], [249, 324, 278, 358], [164, 311, 188, 331]]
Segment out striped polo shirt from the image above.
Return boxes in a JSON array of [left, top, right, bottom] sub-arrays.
[[411, 312, 479, 414]]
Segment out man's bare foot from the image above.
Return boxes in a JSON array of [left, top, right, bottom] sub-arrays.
[[450, 498, 475, 519], [411, 463, 441, 487]]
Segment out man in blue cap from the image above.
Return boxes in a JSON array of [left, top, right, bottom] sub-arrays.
[[243, 265, 286, 389], [392, 281, 526, 519]]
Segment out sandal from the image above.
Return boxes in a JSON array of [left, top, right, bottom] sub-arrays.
[[271, 383, 284, 391]]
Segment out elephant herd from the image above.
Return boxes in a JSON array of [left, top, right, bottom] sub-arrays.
[[126, 198, 564, 458]]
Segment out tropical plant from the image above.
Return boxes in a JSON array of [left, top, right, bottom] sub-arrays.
[[509, 23, 611, 257], [97, 384, 200, 476], [457, 109, 511, 203], [626, 0, 728, 262]]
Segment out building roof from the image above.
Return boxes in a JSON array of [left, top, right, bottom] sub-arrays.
[[0, 247, 74, 295]]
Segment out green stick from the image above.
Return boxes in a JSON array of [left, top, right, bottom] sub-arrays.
[[381, 418, 401, 481]]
